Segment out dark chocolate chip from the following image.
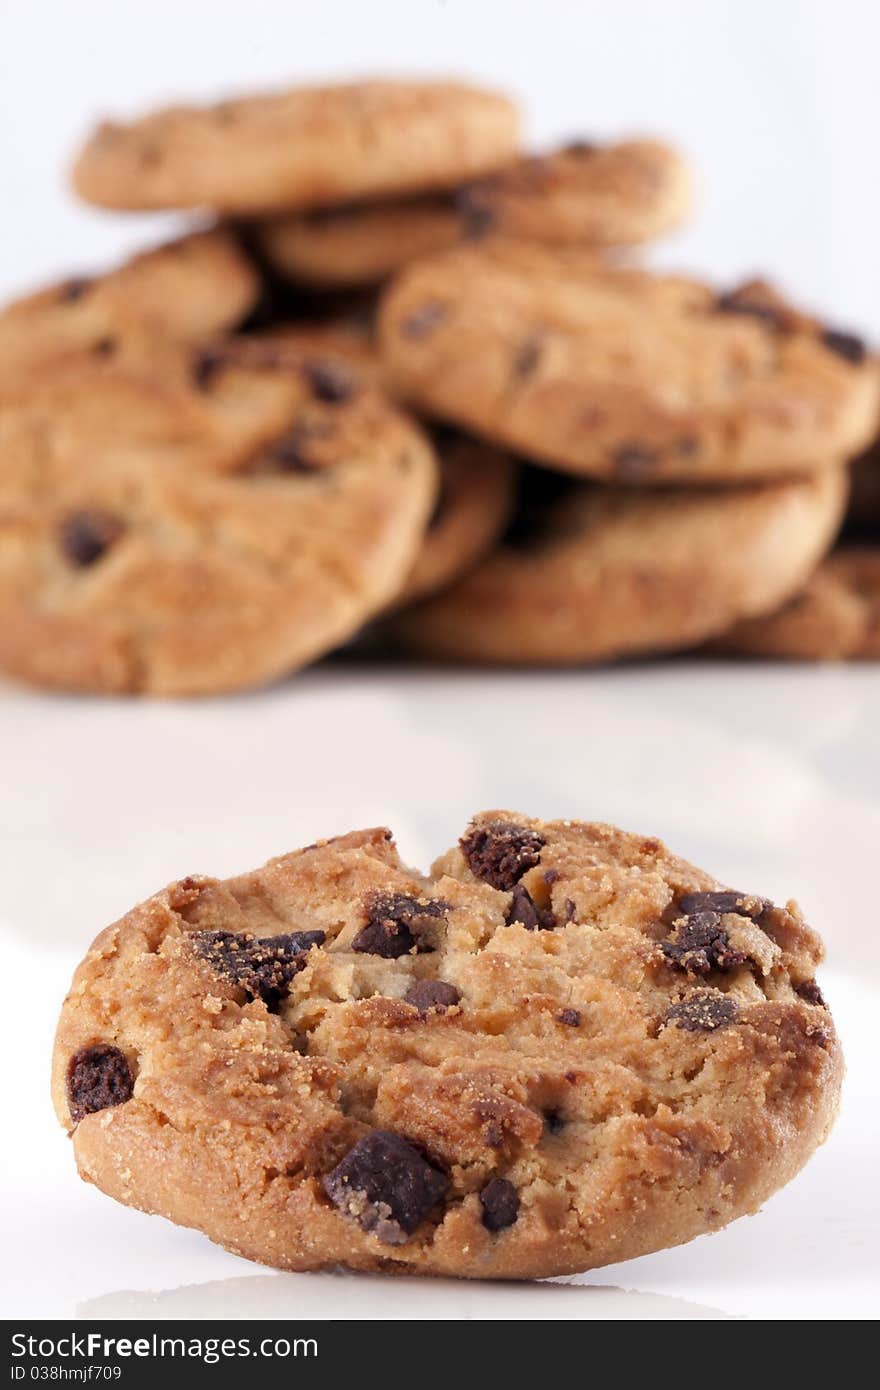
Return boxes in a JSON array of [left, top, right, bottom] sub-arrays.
[[59, 510, 123, 567], [302, 358, 355, 403], [479, 1177, 520, 1233], [351, 892, 447, 959], [401, 301, 448, 340], [563, 139, 597, 156], [191, 929, 325, 1006], [505, 883, 556, 931], [460, 820, 545, 891], [92, 336, 117, 357], [665, 992, 740, 1032], [564, 899, 578, 923], [404, 979, 461, 1014], [545, 1109, 565, 1135], [58, 277, 92, 304], [821, 329, 867, 365], [715, 285, 787, 330], [794, 979, 826, 1007], [454, 183, 498, 239], [513, 335, 543, 379], [557, 1008, 581, 1027], [247, 424, 335, 476], [677, 890, 767, 919], [322, 1130, 449, 1243], [613, 444, 661, 478], [192, 348, 226, 390], [67, 1044, 134, 1122], [662, 912, 746, 976]]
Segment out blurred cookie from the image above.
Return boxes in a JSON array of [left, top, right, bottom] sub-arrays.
[[73, 80, 520, 214], [246, 328, 514, 604], [399, 430, 515, 606], [257, 139, 691, 288], [379, 245, 880, 483], [715, 547, 880, 660], [0, 230, 259, 390], [0, 345, 436, 695], [53, 813, 840, 1278], [389, 465, 847, 664]]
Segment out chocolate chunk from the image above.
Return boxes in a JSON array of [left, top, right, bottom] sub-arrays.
[[545, 1109, 565, 1135], [613, 444, 660, 478], [505, 884, 556, 931], [67, 1044, 134, 1122], [677, 890, 767, 919], [513, 335, 543, 379], [662, 911, 746, 975], [563, 139, 597, 157], [460, 820, 545, 890], [821, 329, 867, 365], [351, 892, 447, 958], [665, 992, 739, 1032], [557, 1008, 581, 1027], [248, 424, 333, 476], [479, 1177, 520, 1232], [93, 336, 117, 357], [715, 284, 788, 330], [192, 348, 226, 390], [191, 929, 325, 1006], [564, 899, 578, 923], [795, 979, 826, 1007], [302, 358, 355, 403], [323, 1131, 449, 1243], [404, 979, 461, 1014], [401, 301, 448, 339], [59, 277, 92, 304], [454, 184, 497, 239], [59, 510, 123, 567]]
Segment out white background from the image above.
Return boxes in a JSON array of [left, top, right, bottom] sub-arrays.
[[1, 0, 879, 1322]]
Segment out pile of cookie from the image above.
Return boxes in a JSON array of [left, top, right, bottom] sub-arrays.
[[1, 77, 878, 696]]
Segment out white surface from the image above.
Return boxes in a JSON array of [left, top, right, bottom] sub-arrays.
[[2, 663, 879, 1320], [0, 0, 879, 336]]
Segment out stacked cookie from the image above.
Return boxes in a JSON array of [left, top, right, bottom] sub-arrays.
[[1, 78, 877, 695]]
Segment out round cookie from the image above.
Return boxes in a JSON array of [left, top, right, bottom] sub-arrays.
[[256, 139, 691, 289], [388, 464, 847, 664], [715, 546, 880, 660], [379, 245, 880, 483], [72, 80, 520, 214], [0, 343, 436, 695], [0, 230, 259, 391], [52, 813, 841, 1280]]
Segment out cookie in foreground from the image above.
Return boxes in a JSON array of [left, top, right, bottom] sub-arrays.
[[52, 813, 841, 1279]]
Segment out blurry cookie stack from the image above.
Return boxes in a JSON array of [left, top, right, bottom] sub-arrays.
[[1, 78, 877, 696]]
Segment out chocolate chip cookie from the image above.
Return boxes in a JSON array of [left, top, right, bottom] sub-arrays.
[[73, 80, 520, 214], [379, 245, 880, 483], [388, 463, 846, 664], [256, 138, 692, 288], [0, 343, 436, 694], [0, 230, 259, 391], [52, 813, 841, 1279], [715, 546, 880, 659], [250, 330, 516, 604]]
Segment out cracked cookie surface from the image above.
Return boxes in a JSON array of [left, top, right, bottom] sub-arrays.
[[379, 244, 880, 482], [72, 80, 520, 214], [52, 813, 841, 1279], [0, 342, 435, 694], [257, 138, 691, 288]]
